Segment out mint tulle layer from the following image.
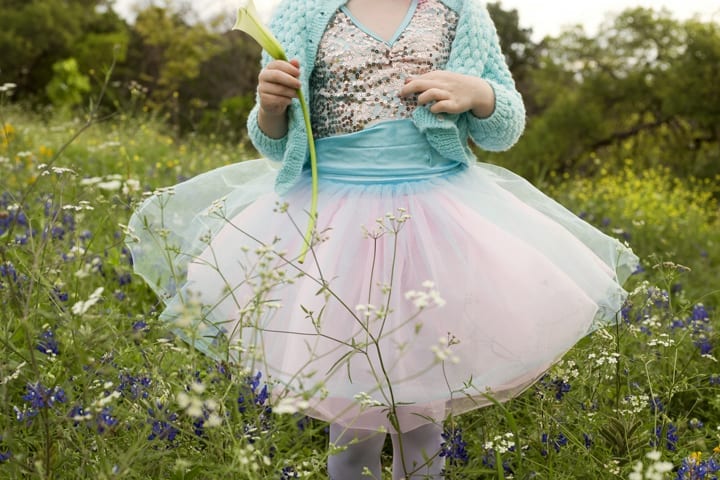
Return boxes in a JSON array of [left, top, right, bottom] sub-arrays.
[[127, 120, 638, 431]]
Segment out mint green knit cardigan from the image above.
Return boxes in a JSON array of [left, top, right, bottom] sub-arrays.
[[247, 0, 526, 195]]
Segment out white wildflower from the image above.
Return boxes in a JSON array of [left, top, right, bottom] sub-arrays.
[[353, 392, 383, 408], [274, 397, 310, 415], [1, 361, 26, 385], [97, 180, 122, 191], [71, 287, 104, 315]]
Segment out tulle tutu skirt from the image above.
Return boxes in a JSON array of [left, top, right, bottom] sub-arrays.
[[127, 120, 638, 432]]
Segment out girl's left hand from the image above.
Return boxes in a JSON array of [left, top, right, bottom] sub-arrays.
[[399, 71, 495, 118]]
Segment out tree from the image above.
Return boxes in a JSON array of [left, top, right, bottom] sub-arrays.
[[489, 8, 720, 182], [0, 0, 127, 100]]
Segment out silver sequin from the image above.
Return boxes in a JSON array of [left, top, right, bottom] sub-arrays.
[[310, 0, 458, 138]]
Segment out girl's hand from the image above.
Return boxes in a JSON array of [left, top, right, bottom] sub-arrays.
[[400, 71, 496, 118], [257, 59, 302, 117]]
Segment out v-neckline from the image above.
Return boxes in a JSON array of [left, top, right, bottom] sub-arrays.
[[341, 0, 418, 47]]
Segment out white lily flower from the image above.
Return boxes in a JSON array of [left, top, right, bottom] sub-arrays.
[[233, 0, 287, 60]]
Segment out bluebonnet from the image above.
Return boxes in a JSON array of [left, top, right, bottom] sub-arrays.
[[52, 286, 68, 302], [96, 407, 118, 434], [147, 403, 179, 443], [0, 261, 18, 283], [650, 396, 664, 413], [652, 423, 678, 451], [688, 419, 704, 430], [68, 405, 88, 427], [552, 379, 571, 401], [16, 383, 67, 422], [481, 449, 513, 475], [0, 437, 10, 463], [238, 372, 270, 413], [675, 455, 720, 479], [22, 382, 67, 409], [132, 320, 148, 332], [280, 466, 300, 479], [439, 426, 468, 465], [117, 372, 152, 400], [540, 432, 568, 456], [583, 433, 593, 449], [36, 329, 59, 355]]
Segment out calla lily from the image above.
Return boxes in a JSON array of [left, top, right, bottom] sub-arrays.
[[232, 0, 287, 61], [233, 0, 318, 264]]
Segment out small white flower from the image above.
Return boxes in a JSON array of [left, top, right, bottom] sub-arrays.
[[274, 397, 310, 415], [71, 287, 104, 315], [97, 180, 122, 191]]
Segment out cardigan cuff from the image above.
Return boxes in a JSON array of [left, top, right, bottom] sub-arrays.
[[247, 107, 288, 161], [467, 80, 525, 152]]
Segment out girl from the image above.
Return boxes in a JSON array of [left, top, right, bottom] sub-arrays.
[[128, 0, 638, 478]]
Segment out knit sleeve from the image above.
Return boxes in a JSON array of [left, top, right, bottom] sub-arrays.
[[246, 0, 303, 161], [464, 5, 526, 151]]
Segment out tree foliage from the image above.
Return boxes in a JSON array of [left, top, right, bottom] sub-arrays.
[[489, 8, 720, 183], [0, 0, 128, 99], [0, 2, 718, 177]]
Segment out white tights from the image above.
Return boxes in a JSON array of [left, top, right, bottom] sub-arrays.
[[327, 423, 445, 480]]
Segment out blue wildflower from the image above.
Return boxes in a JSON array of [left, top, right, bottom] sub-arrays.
[[0, 440, 10, 463], [52, 286, 68, 302], [22, 382, 67, 409], [132, 320, 148, 332], [710, 375, 720, 386], [68, 405, 88, 427], [553, 379, 571, 401], [541, 432, 569, 456], [688, 418, 704, 430], [650, 396, 664, 413], [96, 407, 118, 434], [481, 449, 513, 475], [117, 372, 151, 400], [36, 329, 59, 355], [147, 403, 179, 443], [280, 466, 300, 479], [439, 426, 468, 465], [652, 424, 678, 451], [676, 454, 720, 479]]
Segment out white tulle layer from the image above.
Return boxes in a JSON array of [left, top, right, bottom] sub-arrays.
[[129, 145, 637, 433]]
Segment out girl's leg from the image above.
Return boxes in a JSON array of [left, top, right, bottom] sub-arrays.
[[390, 423, 445, 480], [328, 423, 386, 480]]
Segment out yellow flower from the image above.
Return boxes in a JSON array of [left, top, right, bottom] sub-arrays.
[[39, 145, 53, 158], [714, 445, 720, 454], [690, 451, 702, 461]]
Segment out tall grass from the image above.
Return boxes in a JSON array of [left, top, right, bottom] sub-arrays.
[[1, 104, 719, 479]]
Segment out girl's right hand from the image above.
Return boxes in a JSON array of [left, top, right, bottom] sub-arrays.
[[257, 59, 301, 117]]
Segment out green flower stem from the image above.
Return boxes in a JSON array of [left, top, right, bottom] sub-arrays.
[[297, 90, 317, 264]]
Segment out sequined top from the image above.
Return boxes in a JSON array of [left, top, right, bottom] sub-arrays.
[[310, 0, 459, 139]]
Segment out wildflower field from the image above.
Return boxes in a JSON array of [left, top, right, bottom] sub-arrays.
[[1, 99, 720, 480]]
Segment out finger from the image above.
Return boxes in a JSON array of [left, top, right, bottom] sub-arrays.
[[429, 99, 461, 114], [258, 83, 298, 99], [265, 59, 301, 77], [400, 78, 439, 97], [259, 69, 301, 90], [416, 88, 450, 106]]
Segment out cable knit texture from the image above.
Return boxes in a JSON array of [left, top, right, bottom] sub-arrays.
[[247, 0, 526, 195]]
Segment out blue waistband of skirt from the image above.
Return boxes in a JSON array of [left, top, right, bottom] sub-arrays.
[[311, 119, 464, 184]]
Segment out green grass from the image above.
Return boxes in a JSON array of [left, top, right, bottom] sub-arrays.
[[1, 107, 719, 479]]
